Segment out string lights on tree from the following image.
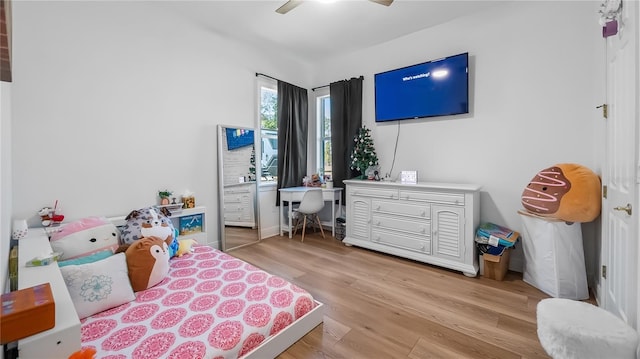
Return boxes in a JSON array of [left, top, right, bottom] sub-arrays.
[[350, 126, 379, 179]]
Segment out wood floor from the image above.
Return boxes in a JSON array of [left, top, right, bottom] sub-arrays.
[[223, 226, 260, 250], [229, 232, 561, 359]]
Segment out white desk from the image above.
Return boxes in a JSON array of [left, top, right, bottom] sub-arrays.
[[279, 187, 343, 238]]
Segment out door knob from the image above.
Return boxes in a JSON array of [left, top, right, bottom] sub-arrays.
[[614, 203, 632, 215]]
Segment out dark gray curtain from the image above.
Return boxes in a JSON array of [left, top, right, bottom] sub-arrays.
[[330, 77, 363, 201], [276, 80, 308, 205]]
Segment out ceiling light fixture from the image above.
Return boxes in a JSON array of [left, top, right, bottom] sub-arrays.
[[276, 0, 393, 15]]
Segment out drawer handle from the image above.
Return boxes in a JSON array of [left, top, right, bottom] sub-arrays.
[[389, 194, 393, 198], [376, 221, 381, 226], [421, 211, 426, 217], [376, 205, 381, 211]]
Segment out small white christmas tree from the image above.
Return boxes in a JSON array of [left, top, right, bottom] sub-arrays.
[[350, 126, 379, 178], [248, 145, 256, 181]]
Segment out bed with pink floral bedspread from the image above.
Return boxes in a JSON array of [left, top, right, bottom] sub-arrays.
[[79, 245, 320, 359]]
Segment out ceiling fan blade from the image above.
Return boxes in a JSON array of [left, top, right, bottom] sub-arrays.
[[276, 0, 304, 14], [369, 0, 393, 6]]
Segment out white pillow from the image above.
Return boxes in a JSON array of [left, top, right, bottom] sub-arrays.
[[60, 253, 135, 319]]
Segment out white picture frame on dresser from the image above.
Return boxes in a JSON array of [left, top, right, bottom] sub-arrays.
[[343, 179, 481, 277]]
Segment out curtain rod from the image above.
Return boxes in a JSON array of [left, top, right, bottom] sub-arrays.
[[255, 72, 304, 89], [311, 75, 364, 92], [311, 84, 329, 92], [255, 72, 279, 82]]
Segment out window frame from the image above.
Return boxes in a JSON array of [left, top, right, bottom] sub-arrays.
[[256, 76, 278, 184], [315, 88, 331, 180]]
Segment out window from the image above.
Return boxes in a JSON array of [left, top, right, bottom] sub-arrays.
[[317, 94, 332, 179], [258, 78, 277, 182]]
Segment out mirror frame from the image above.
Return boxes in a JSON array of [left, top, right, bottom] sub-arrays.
[[217, 125, 260, 251]]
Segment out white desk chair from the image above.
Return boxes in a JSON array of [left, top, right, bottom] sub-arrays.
[[293, 189, 325, 242]]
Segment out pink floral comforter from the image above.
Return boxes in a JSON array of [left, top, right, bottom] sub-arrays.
[[80, 245, 316, 359]]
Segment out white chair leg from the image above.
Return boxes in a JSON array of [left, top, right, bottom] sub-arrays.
[[315, 214, 325, 239], [293, 216, 299, 236], [301, 215, 308, 242]]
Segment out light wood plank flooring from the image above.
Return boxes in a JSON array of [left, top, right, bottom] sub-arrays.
[[223, 226, 260, 250], [228, 232, 566, 359]]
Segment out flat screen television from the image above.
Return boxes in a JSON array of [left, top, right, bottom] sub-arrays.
[[225, 128, 254, 150], [374, 52, 469, 122]]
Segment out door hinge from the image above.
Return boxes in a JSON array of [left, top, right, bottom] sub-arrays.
[[603, 185, 607, 199], [602, 265, 607, 279], [596, 104, 608, 119]]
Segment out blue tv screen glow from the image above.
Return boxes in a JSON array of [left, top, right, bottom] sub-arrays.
[[374, 52, 469, 122], [226, 128, 254, 150]]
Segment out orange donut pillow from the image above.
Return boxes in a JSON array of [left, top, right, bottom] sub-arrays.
[[521, 163, 601, 223]]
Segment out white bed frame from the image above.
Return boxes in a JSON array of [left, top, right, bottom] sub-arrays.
[[17, 225, 324, 358]]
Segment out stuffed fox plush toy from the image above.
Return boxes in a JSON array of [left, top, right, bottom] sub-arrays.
[[124, 237, 170, 292]]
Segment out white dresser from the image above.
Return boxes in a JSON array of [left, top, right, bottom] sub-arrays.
[[224, 182, 256, 228], [343, 180, 481, 277]]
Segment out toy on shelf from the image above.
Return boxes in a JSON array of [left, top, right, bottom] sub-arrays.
[[37, 200, 64, 227], [158, 189, 173, 205], [303, 173, 323, 187], [182, 191, 196, 209]]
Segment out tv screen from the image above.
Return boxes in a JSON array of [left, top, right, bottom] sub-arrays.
[[225, 128, 254, 151], [374, 52, 469, 122]]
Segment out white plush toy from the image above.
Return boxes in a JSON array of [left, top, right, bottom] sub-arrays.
[[120, 206, 179, 258], [50, 216, 120, 260], [140, 208, 174, 242]]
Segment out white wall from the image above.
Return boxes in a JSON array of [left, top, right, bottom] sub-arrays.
[[1, 81, 11, 295], [10, 1, 311, 237], [312, 1, 605, 277]]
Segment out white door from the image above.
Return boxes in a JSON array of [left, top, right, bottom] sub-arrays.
[[601, 0, 638, 328]]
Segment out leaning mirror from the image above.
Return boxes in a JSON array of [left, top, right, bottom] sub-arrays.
[[217, 125, 260, 251]]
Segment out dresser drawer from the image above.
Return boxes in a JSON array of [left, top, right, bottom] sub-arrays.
[[224, 203, 245, 212], [224, 211, 243, 222], [348, 186, 398, 200], [224, 189, 250, 199], [372, 214, 430, 236], [399, 190, 465, 205], [372, 229, 431, 254], [224, 196, 242, 204], [372, 200, 430, 219]]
